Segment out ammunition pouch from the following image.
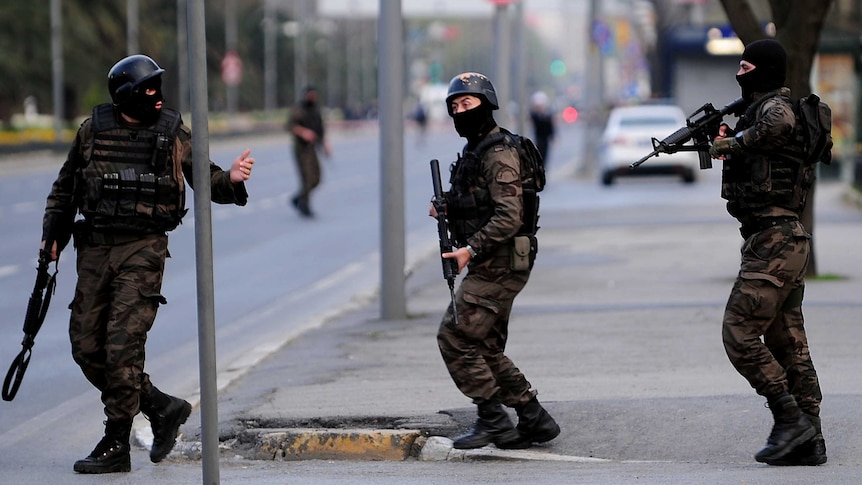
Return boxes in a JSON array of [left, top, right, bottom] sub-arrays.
[[510, 235, 536, 271]]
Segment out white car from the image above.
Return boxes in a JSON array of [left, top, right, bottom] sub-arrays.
[[599, 104, 700, 185]]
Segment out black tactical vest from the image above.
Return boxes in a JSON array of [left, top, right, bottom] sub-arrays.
[[446, 132, 540, 245], [80, 104, 185, 233], [721, 93, 812, 217], [446, 151, 492, 245]]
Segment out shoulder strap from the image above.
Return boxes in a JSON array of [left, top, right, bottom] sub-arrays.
[[90, 103, 118, 133], [152, 108, 182, 140], [473, 128, 515, 157]]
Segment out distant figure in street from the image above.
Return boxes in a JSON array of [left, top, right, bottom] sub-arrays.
[[528, 91, 555, 168], [413, 102, 428, 146], [286, 85, 331, 218]]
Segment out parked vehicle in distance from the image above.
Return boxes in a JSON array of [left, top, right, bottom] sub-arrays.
[[599, 104, 699, 185]]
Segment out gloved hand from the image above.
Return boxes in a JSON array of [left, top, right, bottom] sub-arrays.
[[709, 135, 741, 159]]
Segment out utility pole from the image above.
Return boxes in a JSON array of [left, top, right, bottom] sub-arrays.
[[492, 2, 513, 127], [225, 0, 239, 121], [582, 0, 605, 177], [263, 0, 277, 113], [51, 0, 64, 143], [379, 0, 406, 321], [187, 0, 220, 482], [294, 0, 309, 102], [126, 0, 139, 54], [513, 0, 527, 135], [176, 0, 189, 114]]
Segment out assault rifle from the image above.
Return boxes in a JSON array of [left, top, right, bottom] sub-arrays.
[[631, 97, 747, 171], [2, 240, 59, 401], [430, 159, 459, 325]]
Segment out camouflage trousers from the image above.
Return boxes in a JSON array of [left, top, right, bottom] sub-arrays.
[[722, 219, 822, 416], [69, 233, 168, 423], [437, 249, 537, 407], [293, 143, 321, 206]]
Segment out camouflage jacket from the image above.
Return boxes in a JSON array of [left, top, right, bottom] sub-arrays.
[[453, 126, 525, 259]]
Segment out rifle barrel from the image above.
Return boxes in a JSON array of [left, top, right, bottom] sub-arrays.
[[631, 150, 659, 169]]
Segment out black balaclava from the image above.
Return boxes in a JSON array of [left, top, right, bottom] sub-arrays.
[[120, 76, 163, 126], [736, 39, 786, 100], [302, 86, 317, 108], [452, 103, 497, 144]]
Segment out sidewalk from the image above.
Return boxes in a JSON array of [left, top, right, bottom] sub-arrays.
[[167, 179, 862, 471]]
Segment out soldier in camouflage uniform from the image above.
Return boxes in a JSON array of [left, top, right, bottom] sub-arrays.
[[286, 85, 331, 218], [710, 39, 825, 466], [41, 55, 255, 474], [431, 72, 559, 450]]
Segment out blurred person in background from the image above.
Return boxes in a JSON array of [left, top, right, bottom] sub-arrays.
[[286, 85, 331, 218], [528, 91, 555, 169]]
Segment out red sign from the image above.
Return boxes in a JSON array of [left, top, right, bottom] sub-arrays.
[[487, 0, 517, 5], [221, 51, 243, 87]]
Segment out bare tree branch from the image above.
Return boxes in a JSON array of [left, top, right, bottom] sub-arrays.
[[719, 0, 766, 43]]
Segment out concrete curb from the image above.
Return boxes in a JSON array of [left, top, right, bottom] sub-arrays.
[[155, 428, 609, 464], [239, 428, 422, 461]]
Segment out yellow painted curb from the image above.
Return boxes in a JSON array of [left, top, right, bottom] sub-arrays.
[[251, 428, 422, 461]]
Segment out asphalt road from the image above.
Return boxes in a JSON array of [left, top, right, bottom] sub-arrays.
[[2, 119, 860, 484]]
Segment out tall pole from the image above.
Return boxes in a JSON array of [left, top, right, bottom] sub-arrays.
[[225, 0, 238, 120], [176, 0, 189, 113], [126, 0, 139, 54], [263, 0, 277, 113], [51, 0, 64, 143], [492, 4, 512, 127], [294, 0, 309, 102], [379, 0, 406, 321], [187, 0, 220, 482], [588, 0, 605, 113], [583, 0, 604, 177], [513, 0, 527, 135], [327, 24, 339, 109], [346, 19, 360, 113]]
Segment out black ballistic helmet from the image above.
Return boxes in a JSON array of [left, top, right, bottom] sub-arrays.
[[445, 72, 499, 115], [108, 54, 165, 106]]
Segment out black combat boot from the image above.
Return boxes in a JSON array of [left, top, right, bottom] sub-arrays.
[[452, 400, 520, 450], [766, 413, 827, 466], [497, 397, 561, 449], [73, 420, 132, 474], [140, 387, 192, 463], [754, 393, 816, 463]]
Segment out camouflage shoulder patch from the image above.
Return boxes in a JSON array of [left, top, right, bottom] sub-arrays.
[[495, 167, 518, 184]]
